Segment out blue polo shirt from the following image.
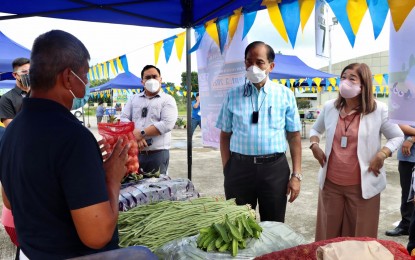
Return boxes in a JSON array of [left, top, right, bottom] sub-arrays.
[[96, 105, 105, 117], [216, 78, 301, 155], [0, 98, 118, 259], [192, 100, 201, 120]]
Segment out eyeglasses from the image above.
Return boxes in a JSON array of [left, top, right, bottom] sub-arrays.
[[14, 69, 30, 75], [143, 75, 159, 80]]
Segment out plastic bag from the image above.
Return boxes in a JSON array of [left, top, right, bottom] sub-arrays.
[[98, 122, 139, 175], [155, 221, 307, 260]]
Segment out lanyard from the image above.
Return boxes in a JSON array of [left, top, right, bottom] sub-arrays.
[[250, 90, 267, 124], [343, 113, 358, 135]]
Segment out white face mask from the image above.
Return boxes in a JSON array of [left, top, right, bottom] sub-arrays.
[[246, 65, 268, 83], [70, 70, 91, 110], [145, 79, 160, 93], [339, 79, 361, 99]]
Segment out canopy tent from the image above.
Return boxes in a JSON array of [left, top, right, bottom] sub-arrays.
[[0, 31, 31, 76], [0, 79, 15, 96], [0, 1, 265, 28], [90, 72, 143, 92], [0, 79, 14, 89], [0, 0, 407, 180], [270, 54, 335, 80]]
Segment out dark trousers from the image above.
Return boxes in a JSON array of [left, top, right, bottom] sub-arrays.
[[138, 150, 169, 175], [191, 118, 201, 137], [405, 162, 415, 254], [398, 161, 415, 230], [224, 153, 290, 222]]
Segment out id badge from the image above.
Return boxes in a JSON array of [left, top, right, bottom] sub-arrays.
[[340, 136, 348, 148], [252, 111, 259, 124]]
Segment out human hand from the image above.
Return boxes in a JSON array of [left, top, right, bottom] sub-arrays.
[[133, 128, 144, 141], [103, 137, 130, 183], [368, 152, 385, 176], [98, 139, 111, 161], [402, 140, 413, 156], [311, 146, 326, 167], [286, 177, 301, 203], [137, 139, 149, 150]]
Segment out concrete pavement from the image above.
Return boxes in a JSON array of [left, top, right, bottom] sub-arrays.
[[0, 116, 410, 259]]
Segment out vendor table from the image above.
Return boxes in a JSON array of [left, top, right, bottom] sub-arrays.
[[119, 175, 200, 211]]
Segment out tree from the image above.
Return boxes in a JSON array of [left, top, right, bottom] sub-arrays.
[[296, 98, 311, 109], [163, 82, 176, 89], [180, 71, 199, 93], [90, 78, 110, 87]]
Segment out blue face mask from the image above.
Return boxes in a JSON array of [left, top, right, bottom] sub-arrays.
[[70, 70, 90, 110]]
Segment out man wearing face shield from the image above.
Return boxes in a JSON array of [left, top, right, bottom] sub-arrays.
[[0, 57, 30, 127], [121, 65, 178, 175], [0, 30, 131, 259], [216, 41, 302, 222]]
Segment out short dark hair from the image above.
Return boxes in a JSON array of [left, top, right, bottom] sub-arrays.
[[12, 58, 30, 71], [98, 100, 104, 105], [30, 30, 90, 91], [196, 93, 199, 97], [141, 65, 161, 78], [244, 41, 275, 63]]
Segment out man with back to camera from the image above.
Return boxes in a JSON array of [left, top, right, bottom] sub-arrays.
[[0, 30, 131, 259], [121, 65, 178, 175], [216, 41, 302, 222], [0, 57, 30, 127]]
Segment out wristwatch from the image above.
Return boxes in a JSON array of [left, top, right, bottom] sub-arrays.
[[140, 130, 146, 138], [406, 136, 414, 143], [291, 172, 303, 181]]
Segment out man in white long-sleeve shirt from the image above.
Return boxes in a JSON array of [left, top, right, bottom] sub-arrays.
[[121, 65, 178, 175]]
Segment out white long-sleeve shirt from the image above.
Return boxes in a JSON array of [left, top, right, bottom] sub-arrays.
[[121, 90, 178, 150]]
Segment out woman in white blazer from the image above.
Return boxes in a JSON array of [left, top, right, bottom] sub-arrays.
[[309, 63, 404, 241]]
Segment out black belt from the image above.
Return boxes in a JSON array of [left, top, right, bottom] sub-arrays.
[[139, 149, 164, 155], [231, 152, 284, 164]]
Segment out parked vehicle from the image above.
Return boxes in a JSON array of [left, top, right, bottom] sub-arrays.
[[71, 107, 83, 118]]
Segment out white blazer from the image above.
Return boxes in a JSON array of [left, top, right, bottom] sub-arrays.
[[310, 99, 404, 199]]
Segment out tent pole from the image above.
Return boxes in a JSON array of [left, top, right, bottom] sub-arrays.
[[186, 27, 192, 181]]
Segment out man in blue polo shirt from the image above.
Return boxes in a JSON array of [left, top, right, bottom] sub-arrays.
[[216, 41, 302, 222], [0, 30, 130, 259], [191, 93, 201, 138]]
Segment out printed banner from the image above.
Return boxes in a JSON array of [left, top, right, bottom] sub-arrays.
[[315, 0, 329, 58], [112, 88, 141, 104], [388, 8, 415, 125], [196, 17, 247, 148]]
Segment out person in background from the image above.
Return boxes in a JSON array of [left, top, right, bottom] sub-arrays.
[[121, 65, 178, 175], [0, 57, 30, 127], [309, 63, 404, 241], [0, 30, 129, 259], [96, 100, 105, 124], [216, 41, 302, 222], [191, 93, 201, 138], [0, 57, 30, 257], [115, 102, 122, 112], [385, 125, 415, 237]]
